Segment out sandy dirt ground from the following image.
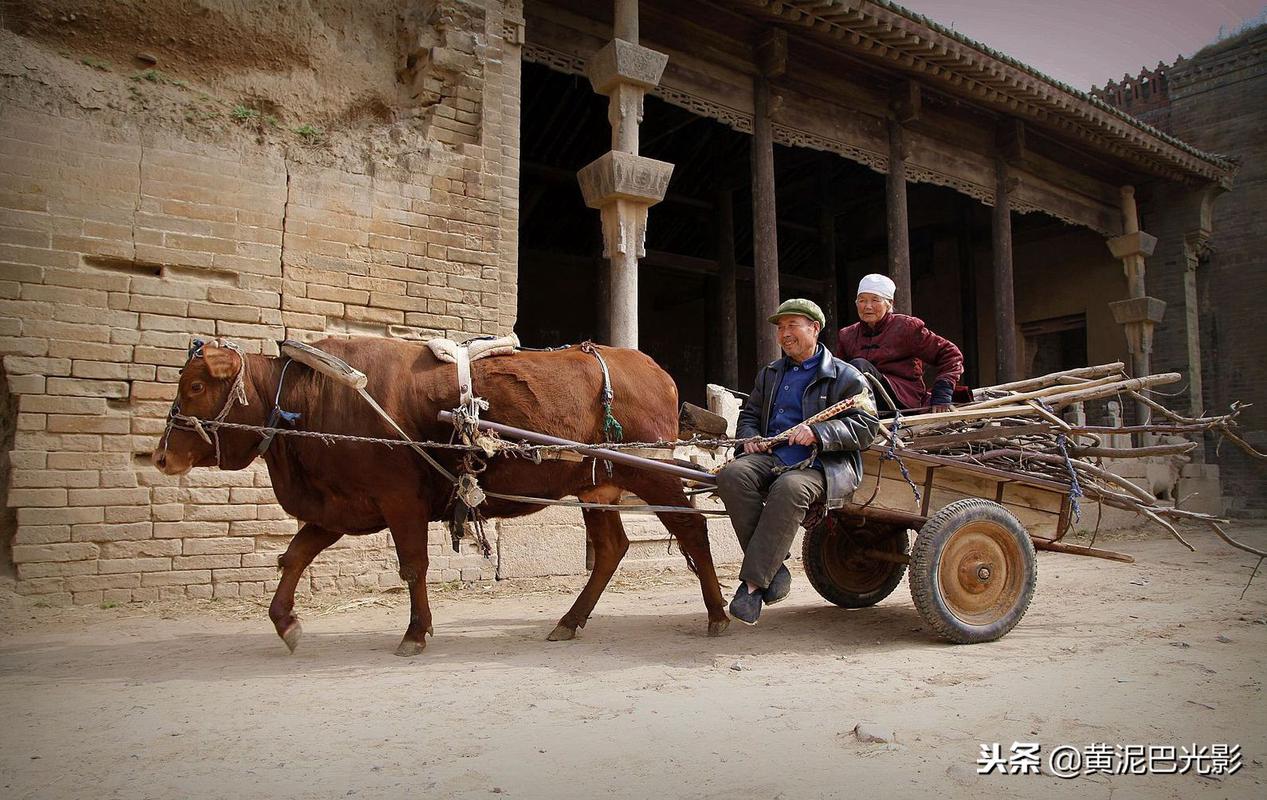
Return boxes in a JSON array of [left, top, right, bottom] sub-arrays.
[[1, 525, 1264, 800]]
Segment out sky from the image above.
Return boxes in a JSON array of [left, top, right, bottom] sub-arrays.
[[896, 0, 1267, 90]]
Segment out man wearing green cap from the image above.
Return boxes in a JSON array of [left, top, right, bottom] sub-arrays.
[[716, 298, 880, 625]]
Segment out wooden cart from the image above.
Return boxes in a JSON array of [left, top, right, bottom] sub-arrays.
[[801, 447, 1129, 644], [449, 414, 1133, 645]]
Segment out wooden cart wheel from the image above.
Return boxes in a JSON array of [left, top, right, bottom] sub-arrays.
[[802, 516, 909, 609], [909, 498, 1037, 644]]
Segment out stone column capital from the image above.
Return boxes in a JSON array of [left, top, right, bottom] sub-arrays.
[[1106, 230, 1158, 260], [586, 39, 668, 95], [1108, 296, 1166, 326], [577, 151, 673, 209]]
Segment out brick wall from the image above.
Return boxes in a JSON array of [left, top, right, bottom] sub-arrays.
[[1142, 27, 1267, 513], [0, 0, 525, 603]]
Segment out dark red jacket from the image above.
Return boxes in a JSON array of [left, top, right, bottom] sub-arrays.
[[835, 313, 964, 409]]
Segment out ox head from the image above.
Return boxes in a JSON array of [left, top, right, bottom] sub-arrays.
[[152, 339, 252, 475]]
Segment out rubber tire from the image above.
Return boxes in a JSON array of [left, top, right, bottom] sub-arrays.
[[802, 517, 909, 609], [909, 498, 1037, 644]]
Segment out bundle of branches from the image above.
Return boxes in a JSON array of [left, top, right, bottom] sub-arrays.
[[877, 362, 1265, 560]]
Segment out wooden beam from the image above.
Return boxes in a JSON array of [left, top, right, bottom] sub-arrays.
[[642, 249, 827, 292]]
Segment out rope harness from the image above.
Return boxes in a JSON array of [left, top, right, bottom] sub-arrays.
[[162, 339, 885, 528], [161, 338, 251, 468], [1037, 398, 1083, 522]]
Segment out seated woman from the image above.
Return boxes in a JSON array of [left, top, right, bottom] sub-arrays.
[[835, 274, 964, 413]]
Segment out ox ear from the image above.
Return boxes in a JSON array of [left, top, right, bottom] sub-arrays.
[[202, 345, 241, 380]]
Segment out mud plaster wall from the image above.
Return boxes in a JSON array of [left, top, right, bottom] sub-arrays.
[[0, 0, 526, 604]]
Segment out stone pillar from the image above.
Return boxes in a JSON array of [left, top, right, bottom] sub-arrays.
[[751, 30, 786, 364], [1106, 186, 1164, 433], [576, 1, 673, 349], [886, 120, 912, 314], [716, 189, 738, 389], [992, 158, 1018, 383], [1182, 231, 1209, 417]]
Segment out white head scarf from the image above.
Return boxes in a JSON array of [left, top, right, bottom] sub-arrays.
[[857, 273, 896, 301]]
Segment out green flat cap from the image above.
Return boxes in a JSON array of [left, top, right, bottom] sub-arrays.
[[768, 298, 825, 327]]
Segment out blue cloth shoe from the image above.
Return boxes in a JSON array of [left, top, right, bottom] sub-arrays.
[[729, 583, 763, 625], [763, 564, 792, 605]]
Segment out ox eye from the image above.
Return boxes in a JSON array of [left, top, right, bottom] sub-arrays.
[[190, 382, 205, 394]]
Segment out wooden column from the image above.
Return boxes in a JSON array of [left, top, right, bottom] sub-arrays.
[[956, 203, 979, 387], [817, 168, 838, 340], [716, 189, 738, 388], [992, 157, 1018, 383], [751, 75, 780, 363], [886, 119, 912, 314], [751, 31, 786, 364]]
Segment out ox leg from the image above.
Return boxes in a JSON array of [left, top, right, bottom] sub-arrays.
[[269, 522, 343, 653], [549, 486, 629, 641], [388, 515, 434, 657], [638, 477, 730, 637]]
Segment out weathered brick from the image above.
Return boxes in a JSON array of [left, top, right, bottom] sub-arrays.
[[14, 525, 72, 545], [229, 519, 299, 536], [68, 487, 150, 506], [210, 567, 278, 582], [100, 539, 182, 559], [8, 488, 68, 507], [12, 542, 100, 563], [241, 552, 283, 568], [15, 577, 67, 595], [182, 537, 256, 555], [20, 395, 110, 415], [153, 521, 229, 538], [3, 356, 72, 375], [173, 554, 243, 570], [18, 505, 104, 525], [17, 559, 98, 579], [183, 504, 257, 522], [188, 301, 261, 323], [46, 377, 129, 399], [46, 414, 131, 434], [97, 557, 172, 574], [65, 573, 143, 592], [73, 522, 153, 542], [140, 569, 212, 586], [10, 469, 99, 488]]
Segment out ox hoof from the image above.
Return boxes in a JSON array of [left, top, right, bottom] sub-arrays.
[[394, 638, 427, 657], [546, 624, 576, 642], [280, 621, 302, 653], [708, 617, 731, 637]]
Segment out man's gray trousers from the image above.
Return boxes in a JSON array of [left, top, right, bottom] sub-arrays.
[[716, 453, 825, 588]]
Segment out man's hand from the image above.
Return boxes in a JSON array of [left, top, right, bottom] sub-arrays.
[[931, 403, 954, 414], [786, 423, 817, 447], [743, 439, 772, 454]]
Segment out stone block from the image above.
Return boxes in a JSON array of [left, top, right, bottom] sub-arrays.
[[12, 542, 101, 563], [97, 557, 172, 574], [141, 570, 213, 587], [183, 537, 256, 555], [100, 539, 182, 559]]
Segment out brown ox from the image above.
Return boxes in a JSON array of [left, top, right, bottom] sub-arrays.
[[151, 337, 730, 655]]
